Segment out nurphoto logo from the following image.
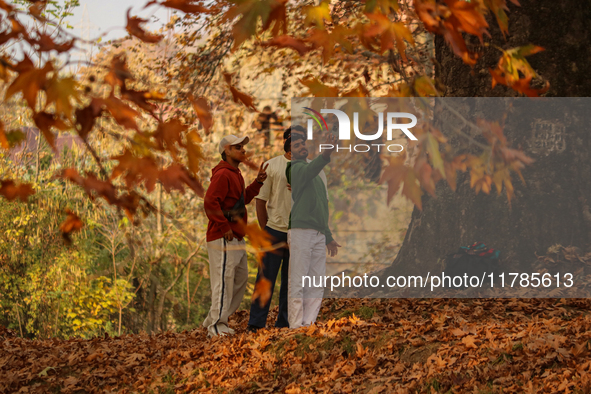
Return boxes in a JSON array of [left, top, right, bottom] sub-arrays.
[[303, 107, 418, 153]]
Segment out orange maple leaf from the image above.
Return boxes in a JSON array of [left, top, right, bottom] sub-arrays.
[[226, 0, 287, 50], [27, 33, 75, 53], [75, 98, 104, 140], [33, 112, 70, 151], [252, 277, 272, 308], [110, 150, 160, 192], [126, 9, 163, 43], [60, 169, 119, 205], [510, 76, 549, 97], [158, 164, 205, 197], [378, 154, 407, 205], [5, 56, 53, 110], [364, 14, 415, 60], [223, 73, 257, 111], [0, 179, 35, 202], [146, 0, 211, 14], [102, 95, 141, 131], [261, 35, 311, 57], [59, 208, 84, 244], [299, 77, 339, 97], [152, 119, 187, 159], [188, 95, 214, 134], [186, 130, 205, 175], [104, 54, 134, 88], [414, 0, 484, 66], [45, 76, 81, 120], [121, 87, 165, 116]]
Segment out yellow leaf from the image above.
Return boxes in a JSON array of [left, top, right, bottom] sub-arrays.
[[427, 133, 445, 179], [364, 14, 414, 59], [402, 170, 422, 210], [304, 1, 331, 28], [299, 77, 339, 97], [45, 76, 81, 120], [186, 130, 204, 175]]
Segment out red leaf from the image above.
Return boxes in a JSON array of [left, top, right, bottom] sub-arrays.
[[223, 73, 257, 111], [60, 169, 119, 205], [33, 112, 69, 151], [158, 164, 204, 197], [75, 98, 104, 140], [27, 33, 75, 53], [5, 56, 53, 110], [126, 9, 163, 43], [104, 54, 134, 88], [152, 119, 187, 159], [0, 179, 35, 202], [189, 95, 213, 134], [121, 86, 165, 115], [103, 96, 141, 131], [110, 149, 160, 193], [261, 35, 311, 57], [150, 0, 211, 14], [59, 208, 84, 244]]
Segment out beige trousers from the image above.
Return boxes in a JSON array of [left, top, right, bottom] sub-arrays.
[[202, 238, 248, 336]]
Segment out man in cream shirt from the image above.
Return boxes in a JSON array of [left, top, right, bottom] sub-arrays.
[[247, 136, 292, 331]]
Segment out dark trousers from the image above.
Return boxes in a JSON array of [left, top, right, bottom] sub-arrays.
[[248, 226, 289, 328]]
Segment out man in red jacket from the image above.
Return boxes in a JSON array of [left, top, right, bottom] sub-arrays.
[[203, 134, 268, 337]]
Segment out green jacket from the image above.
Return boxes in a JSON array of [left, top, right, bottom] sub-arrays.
[[286, 155, 334, 245]]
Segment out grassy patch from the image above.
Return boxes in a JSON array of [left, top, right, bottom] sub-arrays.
[[492, 352, 513, 365], [341, 335, 356, 356], [364, 332, 396, 351], [336, 306, 378, 321], [293, 334, 317, 358]]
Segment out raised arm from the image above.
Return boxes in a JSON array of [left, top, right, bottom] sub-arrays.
[[290, 133, 336, 185]]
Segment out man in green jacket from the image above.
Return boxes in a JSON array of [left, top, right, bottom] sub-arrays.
[[286, 132, 341, 328]]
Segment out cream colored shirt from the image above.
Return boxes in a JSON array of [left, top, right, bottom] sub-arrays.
[[257, 155, 292, 233]]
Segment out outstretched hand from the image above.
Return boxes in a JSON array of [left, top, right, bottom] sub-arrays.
[[327, 240, 341, 257], [256, 161, 269, 183], [322, 133, 337, 159]]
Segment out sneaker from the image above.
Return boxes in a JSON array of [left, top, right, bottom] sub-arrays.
[[207, 330, 228, 338], [247, 325, 261, 333], [218, 324, 235, 335], [207, 324, 232, 338]]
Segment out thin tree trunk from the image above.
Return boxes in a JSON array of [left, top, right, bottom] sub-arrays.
[[155, 248, 199, 331], [15, 304, 23, 337], [156, 183, 162, 237]]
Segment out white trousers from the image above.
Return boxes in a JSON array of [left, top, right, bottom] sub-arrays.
[[288, 228, 326, 329], [202, 238, 248, 336]]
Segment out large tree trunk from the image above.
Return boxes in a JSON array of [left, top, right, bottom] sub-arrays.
[[385, 0, 591, 276]]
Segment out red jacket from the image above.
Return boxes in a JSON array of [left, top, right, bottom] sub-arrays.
[[204, 160, 262, 242]]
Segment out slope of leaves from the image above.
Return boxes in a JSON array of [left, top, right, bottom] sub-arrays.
[[2, 297, 591, 393]]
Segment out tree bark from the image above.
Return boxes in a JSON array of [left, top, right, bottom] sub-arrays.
[[385, 0, 591, 276]]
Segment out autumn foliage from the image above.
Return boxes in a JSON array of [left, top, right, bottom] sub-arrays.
[[2, 298, 591, 393], [0, 0, 544, 236]]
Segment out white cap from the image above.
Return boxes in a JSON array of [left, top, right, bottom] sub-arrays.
[[218, 135, 250, 154]]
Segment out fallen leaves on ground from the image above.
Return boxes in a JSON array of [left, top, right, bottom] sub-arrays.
[[2, 298, 591, 393]]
